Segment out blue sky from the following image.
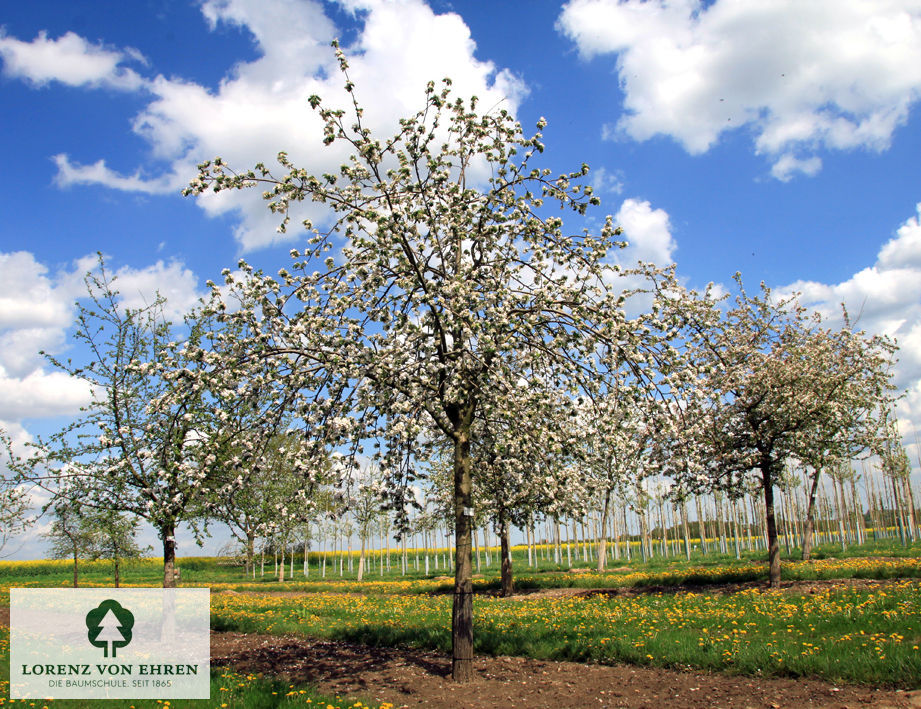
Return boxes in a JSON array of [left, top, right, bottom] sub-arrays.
[[2, 0, 921, 558]]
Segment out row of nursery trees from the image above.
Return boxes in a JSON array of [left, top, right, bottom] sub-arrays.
[[3, 48, 906, 681], [28, 439, 921, 590], [242, 451, 920, 585]]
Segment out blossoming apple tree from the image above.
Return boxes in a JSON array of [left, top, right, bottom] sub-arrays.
[[19, 261, 222, 586], [20, 259, 309, 587], [661, 275, 897, 587], [185, 44, 667, 681], [577, 378, 657, 572]]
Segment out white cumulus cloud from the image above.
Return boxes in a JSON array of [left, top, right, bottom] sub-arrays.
[[0, 252, 74, 331], [9, 0, 527, 252], [0, 251, 206, 424], [110, 260, 205, 321], [0, 29, 143, 89], [558, 0, 921, 178], [614, 198, 676, 267], [52, 155, 177, 195], [0, 370, 94, 422], [783, 203, 921, 391]]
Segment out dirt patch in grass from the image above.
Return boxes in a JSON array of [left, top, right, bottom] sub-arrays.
[[211, 630, 919, 708]]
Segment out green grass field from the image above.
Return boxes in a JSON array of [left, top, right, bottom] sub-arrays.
[[1, 539, 919, 707], [207, 563, 921, 687]]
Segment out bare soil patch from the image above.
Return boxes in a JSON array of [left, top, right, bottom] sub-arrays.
[[211, 630, 919, 709]]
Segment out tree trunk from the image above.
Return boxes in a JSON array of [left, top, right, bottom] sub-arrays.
[[451, 426, 475, 683], [114, 559, 121, 588], [730, 499, 742, 560], [527, 523, 534, 568], [554, 520, 562, 565], [379, 520, 385, 577], [658, 500, 669, 557], [162, 521, 177, 588], [499, 517, 514, 597], [748, 495, 759, 550], [781, 488, 795, 552], [245, 530, 256, 578], [401, 534, 407, 575], [802, 469, 821, 560], [72, 548, 79, 588], [638, 508, 649, 563], [834, 476, 848, 551], [905, 478, 919, 541], [357, 531, 366, 582], [891, 475, 908, 545], [715, 494, 728, 554], [761, 464, 781, 588], [597, 490, 611, 572], [386, 520, 391, 572], [792, 485, 804, 548], [565, 519, 573, 567], [473, 527, 481, 572], [680, 501, 691, 561], [424, 529, 430, 575], [622, 505, 631, 560], [850, 477, 864, 545], [611, 503, 621, 560], [696, 496, 708, 554]]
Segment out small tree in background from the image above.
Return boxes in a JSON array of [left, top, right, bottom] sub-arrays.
[[471, 383, 583, 596], [44, 499, 95, 588], [579, 377, 659, 573], [880, 418, 918, 544], [344, 464, 386, 583], [208, 432, 327, 578], [84, 509, 150, 587], [0, 429, 33, 558]]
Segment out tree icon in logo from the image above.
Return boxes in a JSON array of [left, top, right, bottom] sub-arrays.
[[86, 599, 134, 658]]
